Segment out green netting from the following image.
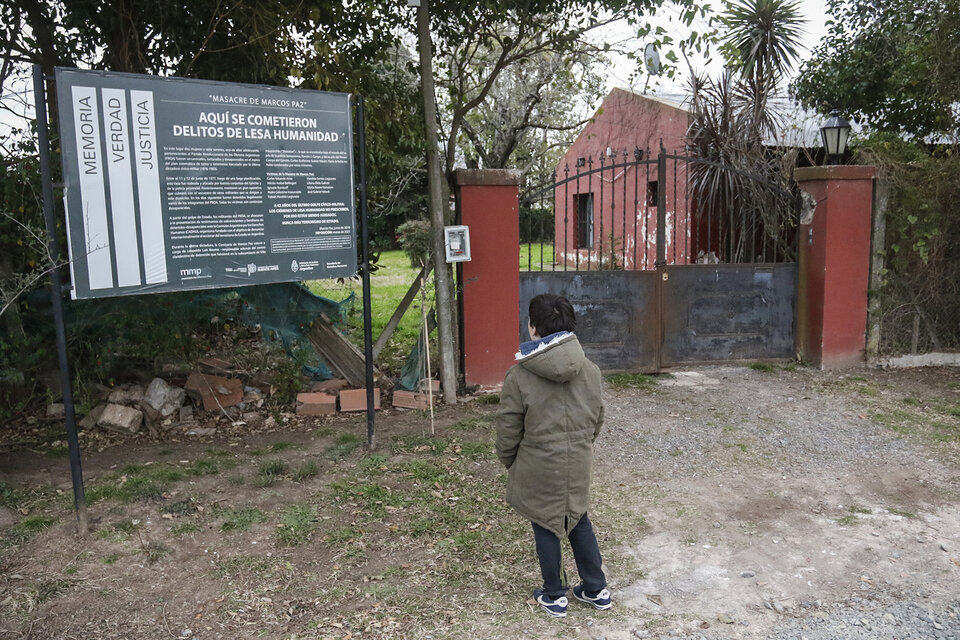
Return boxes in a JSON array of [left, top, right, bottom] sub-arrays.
[[397, 308, 435, 391], [1, 282, 355, 383], [235, 283, 355, 379]]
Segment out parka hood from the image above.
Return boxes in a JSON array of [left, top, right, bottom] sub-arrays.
[[516, 332, 585, 383]]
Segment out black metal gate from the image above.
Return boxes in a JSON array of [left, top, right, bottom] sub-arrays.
[[518, 148, 800, 372]]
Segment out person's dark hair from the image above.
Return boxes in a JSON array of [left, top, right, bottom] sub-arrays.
[[528, 293, 576, 336]]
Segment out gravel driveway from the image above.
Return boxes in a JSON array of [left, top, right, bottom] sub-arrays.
[[586, 364, 960, 640]]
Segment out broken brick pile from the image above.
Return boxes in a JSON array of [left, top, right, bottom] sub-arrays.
[[47, 356, 441, 439], [296, 377, 441, 414]]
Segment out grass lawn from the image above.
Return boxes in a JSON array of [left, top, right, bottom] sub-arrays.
[[520, 243, 555, 271], [0, 406, 647, 639]]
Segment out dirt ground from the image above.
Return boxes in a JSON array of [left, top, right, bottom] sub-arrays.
[[1, 364, 959, 640], [591, 365, 960, 639]]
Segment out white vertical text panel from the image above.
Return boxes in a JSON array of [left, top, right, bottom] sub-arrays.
[[129, 89, 168, 284], [71, 85, 114, 290], [101, 88, 142, 287]]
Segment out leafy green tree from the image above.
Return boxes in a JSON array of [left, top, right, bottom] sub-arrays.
[[857, 135, 960, 353], [721, 0, 804, 132], [428, 0, 713, 176], [0, 0, 424, 404], [456, 46, 606, 171], [297, 42, 428, 249], [722, 0, 804, 92], [792, 0, 960, 137]]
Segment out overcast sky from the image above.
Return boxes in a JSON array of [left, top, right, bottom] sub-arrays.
[[602, 0, 831, 97]]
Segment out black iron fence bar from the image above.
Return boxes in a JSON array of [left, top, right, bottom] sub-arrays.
[[656, 146, 667, 267], [684, 155, 691, 262], [575, 160, 581, 271], [587, 155, 594, 270], [644, 152, 651, 269], [540, 170, 547, 271], [622, 150, 628, 269], [563, 164, 569, 272], [706, 159, 713, 262], [633, 149, 640, 269], [519, 156, 656, 205], [525, 192, 532, 269], [737, 180, 752, 264], [548, 170, 554, 271], [611, 151, 618, 267], [520, 151, 800, 272], [672, 155, 678, 264], [669, 153, 802, 264], [598, 154, 605, 271], [662, 152, 801, 204]]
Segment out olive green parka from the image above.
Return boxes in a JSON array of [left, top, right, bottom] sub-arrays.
[[495, 332, 605, 538]]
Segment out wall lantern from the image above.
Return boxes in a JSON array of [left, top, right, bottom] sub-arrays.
[[819, 110, 851, 165]]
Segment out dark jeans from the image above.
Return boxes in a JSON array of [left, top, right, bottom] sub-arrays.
[[532, 512, 606, 599]]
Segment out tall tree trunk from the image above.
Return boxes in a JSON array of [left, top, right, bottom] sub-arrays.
[[417, 0, 457, 404], [22, 0, 62, 126]]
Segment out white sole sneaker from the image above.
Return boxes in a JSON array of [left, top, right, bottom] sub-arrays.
[[573, 586, 612, 610]]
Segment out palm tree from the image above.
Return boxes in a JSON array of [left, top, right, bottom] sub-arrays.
[[684, 0, 806, 262], [722, 0, 806, 95]]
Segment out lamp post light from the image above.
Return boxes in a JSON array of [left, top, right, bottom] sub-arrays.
[[820, 110, 851, 165]]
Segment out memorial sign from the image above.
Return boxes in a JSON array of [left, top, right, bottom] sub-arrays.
[[56, 68, 356, 299]]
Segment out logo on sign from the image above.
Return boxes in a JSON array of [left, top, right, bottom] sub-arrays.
[[291, 260, 299, 273], [179, 267, 209, 281], [247, 263, 257, 276]]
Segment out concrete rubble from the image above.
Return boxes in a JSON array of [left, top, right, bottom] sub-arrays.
[[97, 403, 143, 433]]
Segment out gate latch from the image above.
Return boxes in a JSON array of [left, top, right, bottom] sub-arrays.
[[662, 272, 669, 281]]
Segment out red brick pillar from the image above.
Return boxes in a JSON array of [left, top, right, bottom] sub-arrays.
[[454, 169, 520, 388], [794, 165, 876, 368]]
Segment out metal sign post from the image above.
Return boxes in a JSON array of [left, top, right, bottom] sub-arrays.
[[33, 64, 88, 536], [353, 96, 376, 449]]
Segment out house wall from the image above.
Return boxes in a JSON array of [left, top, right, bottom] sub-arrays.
[[553, 89, 692, 269]]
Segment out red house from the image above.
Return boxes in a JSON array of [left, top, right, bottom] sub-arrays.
[[553, 88, 692, 270]]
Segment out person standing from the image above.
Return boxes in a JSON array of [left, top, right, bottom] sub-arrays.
[[495, 293, 611, 617]]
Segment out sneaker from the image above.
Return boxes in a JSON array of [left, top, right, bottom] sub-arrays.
[[533, 589, 568, 617], [573, 584, 612, 610]]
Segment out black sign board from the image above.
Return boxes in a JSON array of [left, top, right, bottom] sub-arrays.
[[56, 68, 356, 299]]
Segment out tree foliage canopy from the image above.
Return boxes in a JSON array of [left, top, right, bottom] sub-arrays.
[[721, 0, 804, 96], [427, 0, 713, 172], [792, 0, 960, 138]]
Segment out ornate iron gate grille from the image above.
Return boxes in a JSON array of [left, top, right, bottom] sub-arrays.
[[518, 148, 801, 372], [520, 148, 800, 271]]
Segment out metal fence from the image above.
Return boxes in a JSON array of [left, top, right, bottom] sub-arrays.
[[519, 148, 800, 271], [878, 274, 960, 357]]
